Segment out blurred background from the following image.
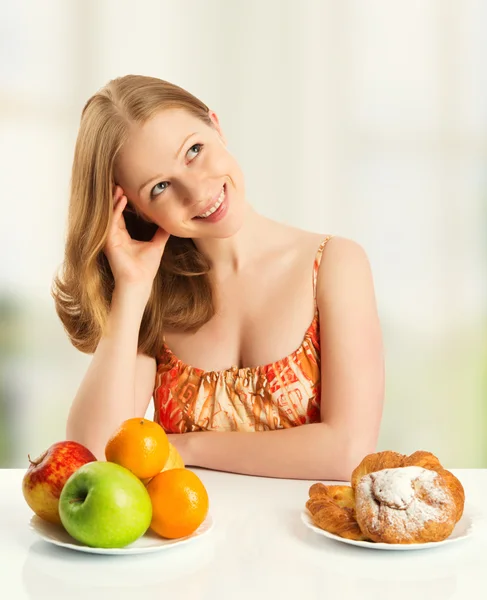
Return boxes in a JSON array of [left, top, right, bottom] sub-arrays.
[[0, 0, 486, 469]]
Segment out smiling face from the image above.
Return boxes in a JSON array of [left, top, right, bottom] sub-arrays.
[[114, 108, 246, 239]]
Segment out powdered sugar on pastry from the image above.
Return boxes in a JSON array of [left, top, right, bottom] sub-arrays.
[[372, 466, 432, 509], [356, 466, 455, 540]]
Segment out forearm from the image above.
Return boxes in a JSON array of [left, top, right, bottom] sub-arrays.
[[180, 423, 368, 481], [66, 285, 149, 459]]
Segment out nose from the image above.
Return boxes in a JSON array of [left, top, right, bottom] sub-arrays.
[[179, 171, 212, 208]]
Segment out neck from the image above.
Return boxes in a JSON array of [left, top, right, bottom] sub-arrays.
[[192, 204, 274, 279]]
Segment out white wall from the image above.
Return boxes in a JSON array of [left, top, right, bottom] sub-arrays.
[[1, 0, 486, 468]]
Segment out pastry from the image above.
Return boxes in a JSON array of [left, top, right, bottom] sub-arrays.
[[351, 450, 406, 489], [309, 483, 355, 510], [403, 451, 465, 522], [354, 466, 458, 544], [352, 450, 465, 523], [306, 483, 370, 541], [305, 449, 466, 544]]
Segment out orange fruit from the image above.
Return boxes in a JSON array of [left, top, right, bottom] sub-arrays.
[[146, 469, 209, 539], [162, 443, 185, 471], [141, 443, 185, 485], [105, 418, 170, 480]]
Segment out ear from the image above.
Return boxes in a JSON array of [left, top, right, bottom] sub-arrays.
[[112, 184, 124, 206], [208, 110, 226, 145]]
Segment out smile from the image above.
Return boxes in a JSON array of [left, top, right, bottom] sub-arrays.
[[195, 185, 226, 219]]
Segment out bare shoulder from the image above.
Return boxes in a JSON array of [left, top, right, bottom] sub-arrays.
[[319, 235, 370, 267], [284, 228, 364, 264], [279, 225, 335, 256], [314, 235, 377, 308]]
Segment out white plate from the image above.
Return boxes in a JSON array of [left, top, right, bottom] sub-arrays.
[[301, 506, 475, 550], [29, 513, 214, 555]]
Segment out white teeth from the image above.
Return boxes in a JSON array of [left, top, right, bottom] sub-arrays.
[[197, 186, 225, 218]]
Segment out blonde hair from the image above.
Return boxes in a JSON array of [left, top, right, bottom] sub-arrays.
[[52, 75, 214, 355]]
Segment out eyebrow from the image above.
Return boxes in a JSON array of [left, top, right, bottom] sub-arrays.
[[137, 132, 198, 195]]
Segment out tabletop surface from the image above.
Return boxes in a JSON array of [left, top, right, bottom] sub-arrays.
[[2, 467, 487, 599]]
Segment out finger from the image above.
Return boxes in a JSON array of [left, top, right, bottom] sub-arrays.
[[150, 227, 170, 249], [113, 195, 128, 224], [108, 195, 128, 234]]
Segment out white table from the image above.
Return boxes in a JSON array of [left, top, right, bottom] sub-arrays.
[[2, 468, 487, 599]]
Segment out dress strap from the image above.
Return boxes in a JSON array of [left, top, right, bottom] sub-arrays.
[[312, 235, 334, 308]]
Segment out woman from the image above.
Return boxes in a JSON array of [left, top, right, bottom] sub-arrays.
[[53, 74, 384, 480]]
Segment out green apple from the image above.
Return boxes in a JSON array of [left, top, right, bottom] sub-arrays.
[[59, 461, 152, 548]]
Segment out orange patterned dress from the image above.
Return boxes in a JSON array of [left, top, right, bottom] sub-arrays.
[[153, 236, 333, 433]]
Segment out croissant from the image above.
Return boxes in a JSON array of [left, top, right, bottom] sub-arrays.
[[354, 466, 458, 543], [305, 450, 466, 545], [309, 483, 356, 510], [306, 483, 370, 541]]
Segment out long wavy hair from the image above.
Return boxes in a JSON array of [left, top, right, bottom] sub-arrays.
[[52, 75, 215, 355]]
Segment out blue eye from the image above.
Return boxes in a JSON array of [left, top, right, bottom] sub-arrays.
[[150, 181, 170, 198], [149, 144, 203, 198], [187, 143, 203, 160]]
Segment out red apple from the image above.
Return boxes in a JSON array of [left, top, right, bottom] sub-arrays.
[[22, 441, 97, 524]]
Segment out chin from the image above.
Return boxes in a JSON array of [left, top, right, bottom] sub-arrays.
[[194, 197, 247, 239], [214, 216, 245, 238]]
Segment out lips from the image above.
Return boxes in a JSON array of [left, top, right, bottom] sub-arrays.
[[193, 184, 226, 219]]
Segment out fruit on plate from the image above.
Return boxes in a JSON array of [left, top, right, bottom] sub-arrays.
[[141, 443, 185, 485], [59, 461, 152, 548], [22, 441, 97, 524], [162, 442, 185, 471], [147, 468, 209, 539], [105, 418, 170, 480]]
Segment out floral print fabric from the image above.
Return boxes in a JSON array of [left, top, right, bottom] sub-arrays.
[[153, 236, 333, 433]]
